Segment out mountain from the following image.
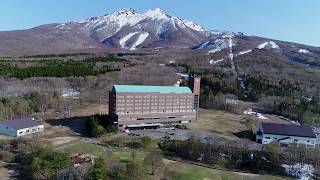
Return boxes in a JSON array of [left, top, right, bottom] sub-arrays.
[[0, 7, 319, 64], [0, 8, 215, 54]]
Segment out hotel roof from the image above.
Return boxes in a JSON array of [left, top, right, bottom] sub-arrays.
[[113, 85, 192, 94], [1, 118, 42, 130], [261, 123, 316, 138]]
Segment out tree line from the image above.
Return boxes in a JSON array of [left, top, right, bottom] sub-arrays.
[[0, 62, 119, 79], [159, 137, 320, 178], [0, 92, 61, 120], [87, 114, 118, 137]]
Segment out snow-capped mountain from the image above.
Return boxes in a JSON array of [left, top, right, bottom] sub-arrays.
[[0, 7, 319, 63], [54, 8, 213, 50]]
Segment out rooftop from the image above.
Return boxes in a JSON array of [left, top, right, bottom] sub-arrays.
[[113, 85, 192, 94], [261, 123, 316, 138], [1, 118, 43, 130]]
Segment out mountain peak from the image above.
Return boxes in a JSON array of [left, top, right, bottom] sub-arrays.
[[116, 8, 137, 15], [144, 8, 169, 19]]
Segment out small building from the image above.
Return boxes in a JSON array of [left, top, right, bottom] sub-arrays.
[[0, 118, 44, 137], [109, 75, 200, 129], [256, 123, 316, 147]]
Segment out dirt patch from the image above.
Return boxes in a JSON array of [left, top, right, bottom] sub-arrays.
[[70, 104, 108, 117], [48, 136, 78, 146], [0, 165, 10, 180], [234, 172, 259, 177]]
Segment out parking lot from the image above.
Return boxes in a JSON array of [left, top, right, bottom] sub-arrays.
[[129, 128, 263, 151], [129, 128, 236, 142]]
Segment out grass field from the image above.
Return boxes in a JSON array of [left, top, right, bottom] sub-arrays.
[[188, 109, 248, 137], [166, 161, 290, 180], [188, 109, 290, 138], [53, 136, 152, 164]]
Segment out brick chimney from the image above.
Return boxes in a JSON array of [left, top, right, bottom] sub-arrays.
[[188, 74, 201, 95]]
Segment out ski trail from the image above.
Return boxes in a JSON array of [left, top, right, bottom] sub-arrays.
[[228, 36, 247, 98]]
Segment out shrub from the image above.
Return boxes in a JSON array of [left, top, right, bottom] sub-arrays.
[[140, 136, 152, 148], [31, 149, 71, 179], [0, 151, 14, 162]]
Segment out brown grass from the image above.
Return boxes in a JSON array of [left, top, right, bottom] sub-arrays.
[[188, 109, 248, 137], [188, 109, 290, 138]]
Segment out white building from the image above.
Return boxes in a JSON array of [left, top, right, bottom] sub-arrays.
[[256, 123, 316, 147], [0, 118, 44, 137]]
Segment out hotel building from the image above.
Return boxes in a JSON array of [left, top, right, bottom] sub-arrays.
[[109, 76, 200, 129]]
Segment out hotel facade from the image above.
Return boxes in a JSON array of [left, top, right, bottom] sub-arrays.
[[109, 76, 200, 129]]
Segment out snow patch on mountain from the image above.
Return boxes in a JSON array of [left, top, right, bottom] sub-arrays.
[[237, 49, 252, 56], [208, 48, 222, 54], [257, 41, 280, 49], [298, 49, 311, 54], [144, 8, 168, 20], [130, 32, 149, 50], [119, 32, 139, 48], [197, 41, 210, 49], [84, 8, 146, 40], [182, 20, 206, 32], [207, 38, 234, 54], [209, 59, 224, 64]]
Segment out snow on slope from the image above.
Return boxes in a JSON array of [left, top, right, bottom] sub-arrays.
[[182, 19, 206, 31], [130, 32, 149, 50], [119, 32, 139, 48], [298, 49, 312, 54], [198, 38, 231, 54], [198, 41, 210, 49], [144, 8, 168, 20], [257, 41, 280, 49], [208, 48, 222, 54], [237, 49, 252, 56], [85, 8, 145, 30], [83, 8, 146, 41], [84, 8, 210, 40], [209, 59, 224, 64]]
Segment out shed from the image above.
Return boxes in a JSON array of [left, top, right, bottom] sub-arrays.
[[0, 118, 44, 137], [256, 123, 316, 147]]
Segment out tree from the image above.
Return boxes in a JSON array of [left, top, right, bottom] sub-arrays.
[[90, 157, 107, 180], [126, 162, 145, 180], [13, 99, 32, 118], [265, 142, 279, 164], [31, 149, 70, 179], [143, 151, 163, 175], [140, 136, 152, 148]]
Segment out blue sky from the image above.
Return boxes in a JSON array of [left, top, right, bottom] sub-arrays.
[[1, 0, 319, 47]]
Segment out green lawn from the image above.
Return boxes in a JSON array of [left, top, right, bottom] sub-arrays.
[[58, 141, 104, 156], [167, 161, 291, 180], [56, 139, 150, 163]]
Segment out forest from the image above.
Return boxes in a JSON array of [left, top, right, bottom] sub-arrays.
[[183, 64, 320, 125], [0, 55, 125, 79], [159, 137, 320, 176]]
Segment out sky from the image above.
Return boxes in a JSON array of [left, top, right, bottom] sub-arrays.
[[1, 0, 319, 47]]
